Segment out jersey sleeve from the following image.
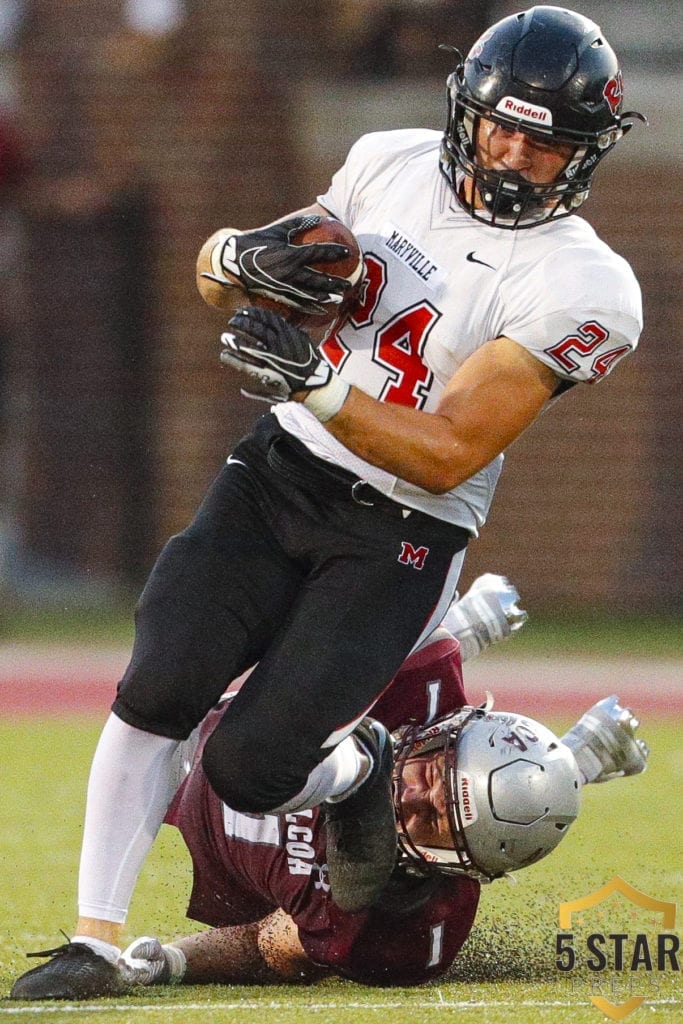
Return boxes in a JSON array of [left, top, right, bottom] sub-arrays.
[[297, 874, 480, 985], [317, 129, 438, 230], [318, 131, 394, 226], [502, 237, 642, 384], [372, 632, 467, 731]]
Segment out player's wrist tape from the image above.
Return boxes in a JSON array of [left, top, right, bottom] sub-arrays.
[[303, 375, 350, 422], [200, 229, 242, 285], [162, 944, 187, 984]]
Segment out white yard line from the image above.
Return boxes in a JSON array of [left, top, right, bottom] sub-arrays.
[[1, 997, 680, 1014]]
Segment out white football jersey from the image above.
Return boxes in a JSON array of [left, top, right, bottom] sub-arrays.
[[274, 129, 642, 532]]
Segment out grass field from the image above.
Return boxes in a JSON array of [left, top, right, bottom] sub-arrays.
[[1, 714, 680, 1024]]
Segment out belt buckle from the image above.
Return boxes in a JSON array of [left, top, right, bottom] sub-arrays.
[[351, 480, 375, 507]]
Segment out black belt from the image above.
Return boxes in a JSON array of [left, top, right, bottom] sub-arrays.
[[266, 432, 415, 519]]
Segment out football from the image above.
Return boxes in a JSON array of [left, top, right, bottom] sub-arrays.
[[291, 216, 363, 282], [218, 217, 363, 343], [284, 217, 364, 340]]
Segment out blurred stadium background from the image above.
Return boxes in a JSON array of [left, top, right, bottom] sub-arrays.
[[0, 0, 680, 622]]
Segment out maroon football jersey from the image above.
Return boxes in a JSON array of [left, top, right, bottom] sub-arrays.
[[168, 633, 480, 983]]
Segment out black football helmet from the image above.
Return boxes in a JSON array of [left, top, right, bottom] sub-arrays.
[[440, 5, 646, 228]]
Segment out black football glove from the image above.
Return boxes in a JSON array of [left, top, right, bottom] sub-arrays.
[[203, 215, 354, 316], [220, 306, 333, 403]]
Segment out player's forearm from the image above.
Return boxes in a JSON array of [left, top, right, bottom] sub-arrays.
[[256, 908, 327, 982], [172, 912, 326, 985], [319, 337, 557, 493], [320, 386, 487, 494], [173, 924, 277, 984]]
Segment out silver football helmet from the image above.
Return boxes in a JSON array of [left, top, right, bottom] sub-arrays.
[[393, 704, 581, 882]]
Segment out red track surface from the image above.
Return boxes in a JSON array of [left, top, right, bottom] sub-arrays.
[[1, 645, 128, 716], [1, 645, 679, 718]]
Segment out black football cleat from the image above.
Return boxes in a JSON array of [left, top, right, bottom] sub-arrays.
[[10, 941, 129, 1000], [324, 717, 398, 913]]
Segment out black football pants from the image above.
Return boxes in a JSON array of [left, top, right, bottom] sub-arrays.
[[113, 414, 469, 812]]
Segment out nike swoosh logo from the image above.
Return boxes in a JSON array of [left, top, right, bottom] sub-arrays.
[[466, 251, 496, 270], [226, 455, 247, 468]]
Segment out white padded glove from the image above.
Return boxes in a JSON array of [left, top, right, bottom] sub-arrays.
[[441, 573, 528, 662], [561, 695, 650, 784], [119, 936, 186, 986]]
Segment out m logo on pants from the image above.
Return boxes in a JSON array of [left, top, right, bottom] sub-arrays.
[[398, 541, 429, 570]]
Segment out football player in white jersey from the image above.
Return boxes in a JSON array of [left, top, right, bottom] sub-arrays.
[[11, 7, 646, 1000]]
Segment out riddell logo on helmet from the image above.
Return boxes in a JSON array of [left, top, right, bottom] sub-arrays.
[[497, 96, 553, 125], [457, 772, 477, 825]]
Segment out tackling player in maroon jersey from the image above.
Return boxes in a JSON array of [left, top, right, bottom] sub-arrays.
[[12, 575, 648, 996], [115, 626, 646, 990]]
